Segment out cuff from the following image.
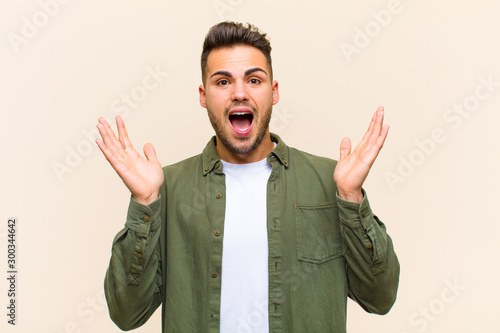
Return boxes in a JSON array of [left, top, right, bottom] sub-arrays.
[[336, 189, 374, 230], [125, 195, 162, 235]]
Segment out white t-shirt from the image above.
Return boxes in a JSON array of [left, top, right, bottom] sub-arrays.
[[219, 157, 272, 333]]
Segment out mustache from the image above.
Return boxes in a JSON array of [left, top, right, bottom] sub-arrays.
[[224, 102, 258, 116]]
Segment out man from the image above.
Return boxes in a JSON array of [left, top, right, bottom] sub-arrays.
[[98, 22, 399, 333]]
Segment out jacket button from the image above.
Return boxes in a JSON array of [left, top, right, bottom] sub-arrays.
[[214, 230, 221, 236], [142, 216, 150, 222], [211, 271, 218, 278], [216, 193, 222, 199], [366, 243, 373, 249]]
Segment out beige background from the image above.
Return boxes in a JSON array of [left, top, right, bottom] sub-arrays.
[[1, 0, 499, 332]]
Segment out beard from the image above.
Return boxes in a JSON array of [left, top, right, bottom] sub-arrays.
[[207, 101, 272, 155]]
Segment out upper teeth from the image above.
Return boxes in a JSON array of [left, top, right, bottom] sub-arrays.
[[232, 112, 250, 116]]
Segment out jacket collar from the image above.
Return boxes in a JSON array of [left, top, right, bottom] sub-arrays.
[[202, 133, 289, 175]]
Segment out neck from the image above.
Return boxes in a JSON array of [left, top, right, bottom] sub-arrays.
[[216, 131, 274, 164]]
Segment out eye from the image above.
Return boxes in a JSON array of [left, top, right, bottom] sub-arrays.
[[216, 79, 230, 86], [249, 78, 261, 85]]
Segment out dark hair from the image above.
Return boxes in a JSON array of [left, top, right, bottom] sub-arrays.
[[201, 21, 273, 83]]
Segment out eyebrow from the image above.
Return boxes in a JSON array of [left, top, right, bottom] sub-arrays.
[[210, 67, 268, 79]]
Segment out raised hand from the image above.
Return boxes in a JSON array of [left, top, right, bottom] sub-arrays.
[[333, 106, 389, 203], [96, 116, 164, 205]]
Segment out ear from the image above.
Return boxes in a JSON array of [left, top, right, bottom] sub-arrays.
[[272, 80, 280, 105], [199, 84, 207, 108]]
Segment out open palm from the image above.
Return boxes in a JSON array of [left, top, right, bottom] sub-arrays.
[[96, 116, 164, 205], [333, 106, 389, 203]]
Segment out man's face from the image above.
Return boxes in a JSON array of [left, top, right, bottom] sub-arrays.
[[199, 45, 279, 157]]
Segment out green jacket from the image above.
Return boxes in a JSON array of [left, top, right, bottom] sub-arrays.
[[104, 133, 400, 332]]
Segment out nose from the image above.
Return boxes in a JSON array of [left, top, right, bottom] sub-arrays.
[[231, 79, 249, 102]]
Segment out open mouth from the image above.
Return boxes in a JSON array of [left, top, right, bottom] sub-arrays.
[[229, 109, 254, 136]]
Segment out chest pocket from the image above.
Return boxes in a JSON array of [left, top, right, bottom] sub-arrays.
[[294, 203, 343, 264]]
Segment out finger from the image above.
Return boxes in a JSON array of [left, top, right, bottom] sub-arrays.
[[339, 137, 351, 161], [116, 116, 134, 150], [375, 124, 390, 149], [96, 137, 110, 159], [144, 143, 160, 164], [366, 106, 385, 147], [97, 117, 121, 150], [360, 106, 382, 144], [365, 124, 390, 164], [96, 137, 120, 168]]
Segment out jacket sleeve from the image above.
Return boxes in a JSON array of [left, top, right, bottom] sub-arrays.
[[337, 189, 400, 314], [104, 195, 163, 331]]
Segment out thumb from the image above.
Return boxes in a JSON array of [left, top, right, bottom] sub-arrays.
[[143, 143, 159, 164], [339, 138, 351, 161]]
